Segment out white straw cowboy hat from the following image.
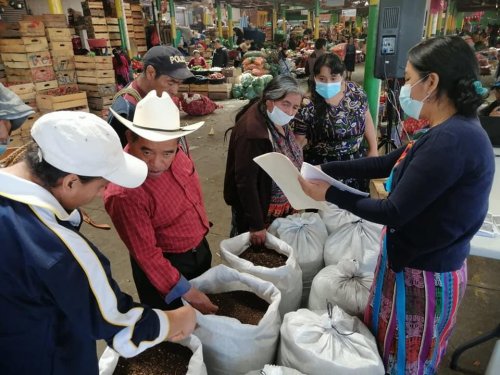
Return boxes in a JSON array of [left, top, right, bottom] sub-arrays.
[[109, 91, 204, 142]]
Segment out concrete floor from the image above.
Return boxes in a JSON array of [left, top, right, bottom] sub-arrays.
[[84, 65, 500, 374]]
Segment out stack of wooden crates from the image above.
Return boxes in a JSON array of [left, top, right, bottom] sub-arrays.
[[130, 2, 146, 54], [81, 1, 111, 49], [75, 55, 116, 120], [106, 18, 121, 49]]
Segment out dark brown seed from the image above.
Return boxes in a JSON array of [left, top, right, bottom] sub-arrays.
[[239, 245, 288, 268], [207, 290, 269, 325], [113, 341, 192, 375]]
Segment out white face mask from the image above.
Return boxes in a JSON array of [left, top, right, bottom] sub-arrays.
[[267, 105, 294, 127], [399, 75, 431, 120]]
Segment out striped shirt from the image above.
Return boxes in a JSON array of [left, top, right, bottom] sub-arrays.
[[104, 148, 209, 297]]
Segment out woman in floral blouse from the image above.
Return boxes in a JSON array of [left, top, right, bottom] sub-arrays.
[[292, 53, 377, 190]]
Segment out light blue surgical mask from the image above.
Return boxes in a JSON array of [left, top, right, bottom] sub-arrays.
[[0, 138, 10, 156], [267, 105, 294, 127], [399, 75, 431, 120], [315, 80, 342, 99]]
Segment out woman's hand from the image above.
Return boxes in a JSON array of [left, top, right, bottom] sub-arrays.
[[298, 176, 331, 201]]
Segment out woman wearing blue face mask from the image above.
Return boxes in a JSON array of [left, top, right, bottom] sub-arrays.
[[224, 75, 304, 245], [291, 52, 378, 191], [298, 36, 494, 374]]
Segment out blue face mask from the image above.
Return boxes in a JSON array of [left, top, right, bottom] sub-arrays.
[[315, 81, 342, 99], [399, 76, 431, 120], [0, 139, 9, 156], [267, 105, 294, 127]]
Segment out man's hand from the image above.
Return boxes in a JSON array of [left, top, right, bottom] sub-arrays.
[[164, 305, 197, 342], [250, 229, 266, 246], [183, 286, 218, 314], [490, 106, 500, 117], [298, 175, 331, 201]]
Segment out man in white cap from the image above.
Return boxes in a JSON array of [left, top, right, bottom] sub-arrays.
[[108, 45, 193, 146], [105, 91, 218, 314], [0, 111, 196, 375]]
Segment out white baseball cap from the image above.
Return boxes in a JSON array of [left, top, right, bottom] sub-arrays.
[[31, 111, 147, 188]]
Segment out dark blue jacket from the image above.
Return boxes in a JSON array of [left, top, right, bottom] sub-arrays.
[[0, 172, 170, 375], [324, 115, 495, 272]]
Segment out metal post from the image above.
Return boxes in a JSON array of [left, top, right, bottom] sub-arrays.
[[314, 0, 320, 39], [282, 6, 286, 33], [47, 0, 63, 14], [272, 1, 278, 42], [115, 0, 131, 55], [228, 4, 233, 48], [363, 0, 381, 128], [217, 1, 223, 39], [169, 0, 177, 47]]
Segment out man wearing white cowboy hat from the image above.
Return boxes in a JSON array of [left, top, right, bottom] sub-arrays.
[[104, 91, 218, 314], [0, 111, 197, 374], [108, 45, 193, 146]]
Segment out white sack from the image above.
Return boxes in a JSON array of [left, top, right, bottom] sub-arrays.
[[98, 334, 207, 375], [268, 212, 327, 305], [220, 232, 302, 317], [278, 306, 384, 375], [319, 204, 361, 235], [187, 264, 281, 375], [308, 259, 374, 316], [323, 219, 382, 273], [245, 364, 306, 375]]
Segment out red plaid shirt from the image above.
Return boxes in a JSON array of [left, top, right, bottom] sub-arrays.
[[104, 148, 209, 296]]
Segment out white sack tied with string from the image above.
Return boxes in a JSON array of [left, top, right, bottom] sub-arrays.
[[319, 203, 361, 235], [308, 259, 374, 316], [323, 218, 383, 273], [220, 232, 302, 317], [278, 306, 384, 375], [268, 212, 327, 306], [98, 334, 207, 375], [186, 265, 281, 375]]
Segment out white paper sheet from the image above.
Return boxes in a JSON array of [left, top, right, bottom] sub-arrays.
[[254, 153, 327, 211], [301, 162, 369, 197], [254, 152, 368, 211]]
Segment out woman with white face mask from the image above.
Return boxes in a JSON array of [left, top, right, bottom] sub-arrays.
[[298, 36, 494, 374], [224, 75, 303, 246], [292, 52, 378, 191]]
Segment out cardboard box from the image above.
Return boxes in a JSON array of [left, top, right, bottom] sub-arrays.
[[369, 178, 389, 199], [36, 91, 87, 111]]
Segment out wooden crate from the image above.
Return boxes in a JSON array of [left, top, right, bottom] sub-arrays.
[[18, 20, 45, 36], [36, 91, 87, 111], [42, 14, 68, 28], [74, 55, 113, 70], [77, 75, 115, 84], [0, 37, 48, 53], [83, 8, 105, 17], [109, 32, 121, 40], [7, 82, 35, 100], [46, 28, 73, 42], [84, 1, 104, 9], [49, 41, 73, 52], [56, 70, 77, 86], [35, 80, 59, 92], [369, 178, 389, 199], [106, 18, 119, 25], [110, 40, 122, 47], [131, 4, 142, 11], [50, 49, 74, 58], [208, 83, 232, 93], [87, 95, 113, 110], [208, 92, 230, 100], [52, 56, 75, 71], [88, 25, 108, 33], [1, 53, 29, 68], [43, 84, 79, 96], [79, 83, 116, 97], [190, 83, 209, 93], [85, 16, 107, 25], [77, 69, 113, 78], [178, 84, 190, 93], [107, 25, 120, 33], [6, 66, 55, 83]]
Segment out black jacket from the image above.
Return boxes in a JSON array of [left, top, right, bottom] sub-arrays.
[[212, 47, 228, 68]]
